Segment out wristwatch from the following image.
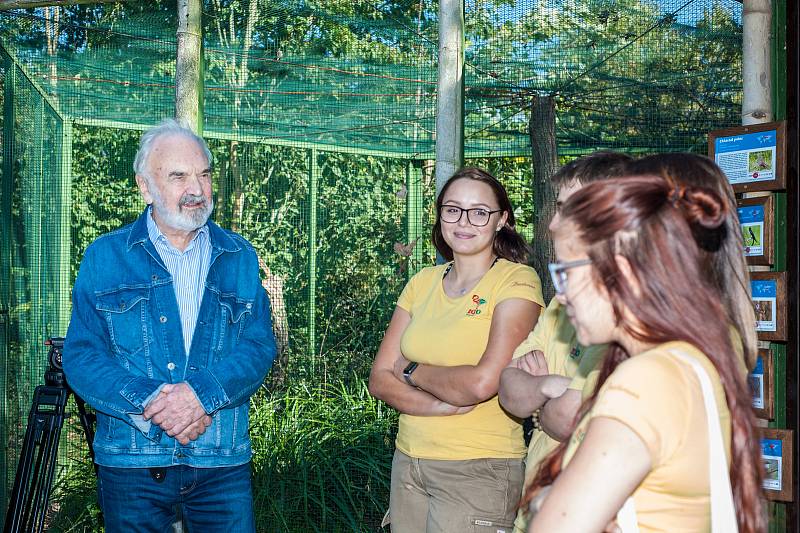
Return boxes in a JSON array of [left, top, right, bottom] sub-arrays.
[[402, 361, 419, 387]]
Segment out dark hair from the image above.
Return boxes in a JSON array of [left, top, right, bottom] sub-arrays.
[[523, 176, 765, 533], [432, 167, 530, 263], [623, 153, 756, 369], [549, 151, 632, 189]]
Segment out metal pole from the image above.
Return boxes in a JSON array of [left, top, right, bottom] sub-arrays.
[[307, 149, 318, 367], [0, 50, 17, 525], [435, 0, 464, 195]]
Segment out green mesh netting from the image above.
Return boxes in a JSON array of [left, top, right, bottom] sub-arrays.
[[1, 0, 744, 530]]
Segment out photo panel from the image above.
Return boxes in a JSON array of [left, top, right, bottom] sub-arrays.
[[748, 348, 774, 420], [760, 428, 794, 502], [750, 272, 787, 341], [737, 195, 774, 266], [708, 121, 786, 192]]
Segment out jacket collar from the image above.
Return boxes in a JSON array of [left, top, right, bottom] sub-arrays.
[[127, 207, 240, 254]]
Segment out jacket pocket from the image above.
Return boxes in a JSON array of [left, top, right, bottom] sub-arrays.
[[216, 293, 254, 349], [96, 286, 152, 360]]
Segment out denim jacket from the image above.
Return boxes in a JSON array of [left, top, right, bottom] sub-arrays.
[[64, 209, 276, 468]]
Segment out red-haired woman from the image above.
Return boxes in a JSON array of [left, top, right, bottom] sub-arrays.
[[524, 175, 764, 532]]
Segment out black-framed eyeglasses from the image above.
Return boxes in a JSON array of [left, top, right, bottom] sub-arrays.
[[439, 205, 503, 227], [548, 258, 592, 295]]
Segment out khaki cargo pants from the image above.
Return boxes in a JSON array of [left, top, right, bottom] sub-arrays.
[[386, 450, 524, 533]]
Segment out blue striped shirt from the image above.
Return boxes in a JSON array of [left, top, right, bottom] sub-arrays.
[[147, 209, 212, 355]]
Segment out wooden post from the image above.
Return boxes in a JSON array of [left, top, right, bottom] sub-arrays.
[[55, 119, 72, 334], [435, 0, 464, 196], [743, 0, 773, 124], [529, 95, 559, 301], [175, 0, 202, 133]]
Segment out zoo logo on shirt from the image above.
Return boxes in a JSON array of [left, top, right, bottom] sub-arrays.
[[466, 294, 486, 316]]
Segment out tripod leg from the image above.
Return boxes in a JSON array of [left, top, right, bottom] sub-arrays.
[[73, 395, 97, 473], [3, 386, 69, 533], [30, 412, 64, 533]]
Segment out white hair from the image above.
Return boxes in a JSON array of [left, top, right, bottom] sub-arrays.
[[133, 118, 212, 180]]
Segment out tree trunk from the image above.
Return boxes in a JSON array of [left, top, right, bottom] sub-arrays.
[[529, 95, 559, 301]]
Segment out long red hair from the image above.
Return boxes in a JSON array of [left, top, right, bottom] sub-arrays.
[[523, 175, 765, 533]]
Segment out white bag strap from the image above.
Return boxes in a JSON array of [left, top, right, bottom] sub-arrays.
[[615, 350, 738, 533], [669, 350, 738, 533]]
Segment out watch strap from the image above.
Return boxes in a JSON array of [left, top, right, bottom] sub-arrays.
[[403, 361, 419, 387]]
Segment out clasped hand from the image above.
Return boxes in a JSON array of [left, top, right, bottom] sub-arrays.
[[143, 383, 211, 445], [508, 350, 549, 376]]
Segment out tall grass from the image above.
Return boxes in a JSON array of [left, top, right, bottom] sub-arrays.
[[251, 379, 396, 532], [42, 378, 397, 532]]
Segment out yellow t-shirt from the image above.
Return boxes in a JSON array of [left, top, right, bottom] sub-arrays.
[[572, 329, 747, 401], [511, 300, 605, 533], [567, 344, 605, 399], [563, 341, 732, 533], [395, 259, 544, 460]]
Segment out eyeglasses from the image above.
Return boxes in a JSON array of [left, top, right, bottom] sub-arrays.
[[548, 258, 592, 295], [439, 205, 503, 227]]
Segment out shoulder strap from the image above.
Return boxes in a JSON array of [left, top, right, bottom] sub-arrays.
[[668, 349, 738, 533], [615, 349, 738, 533]]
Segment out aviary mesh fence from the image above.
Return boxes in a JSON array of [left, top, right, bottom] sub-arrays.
[[1, 0, 743, 531]]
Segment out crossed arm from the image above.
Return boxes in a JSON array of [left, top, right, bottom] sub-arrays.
[[368, 307, 475, 415], [498, 350, 572, 419], [370, 298, 541, 412]]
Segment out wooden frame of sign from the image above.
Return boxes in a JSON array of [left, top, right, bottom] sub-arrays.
[[750, 271, 787, 341], [750, 348, 774, 420], [708, 121, 787, 193], [760, 428, 794, 502], [737, 195, 775, 266]]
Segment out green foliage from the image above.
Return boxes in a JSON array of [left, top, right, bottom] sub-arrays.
[[42, 378, 397, 533], [71, 126, 144, 281]]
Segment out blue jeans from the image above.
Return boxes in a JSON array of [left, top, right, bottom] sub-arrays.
[[98, 463, 255, 533]]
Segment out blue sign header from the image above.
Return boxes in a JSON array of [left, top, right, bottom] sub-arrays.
[[762, 438, 782, 457], [752, 280, 777, 298], [753, 355, 764, 375], [715, 130, 776, 154], [738, 205, 765, 224]]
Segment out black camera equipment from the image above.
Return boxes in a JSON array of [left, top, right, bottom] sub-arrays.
[[3, 337, 97, 533]]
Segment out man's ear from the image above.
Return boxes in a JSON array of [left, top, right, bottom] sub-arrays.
[[135, 174, 153, 205], [614, 254, 641, 297]]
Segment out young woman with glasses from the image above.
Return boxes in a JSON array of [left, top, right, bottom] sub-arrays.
[[523, 174, 764, 533], [369, 167, 544, 532]]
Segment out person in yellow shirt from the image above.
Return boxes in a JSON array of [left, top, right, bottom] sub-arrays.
[[523, 174, 764, 533], [369, 167, 544, 533], [537, 153, 756, 447], [496, 152, 631, 533]]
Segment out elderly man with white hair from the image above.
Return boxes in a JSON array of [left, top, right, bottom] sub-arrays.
[[64, 119, 276, 532]]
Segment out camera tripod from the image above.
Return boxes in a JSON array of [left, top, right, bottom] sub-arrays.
[[4, 337, 97, 533]]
